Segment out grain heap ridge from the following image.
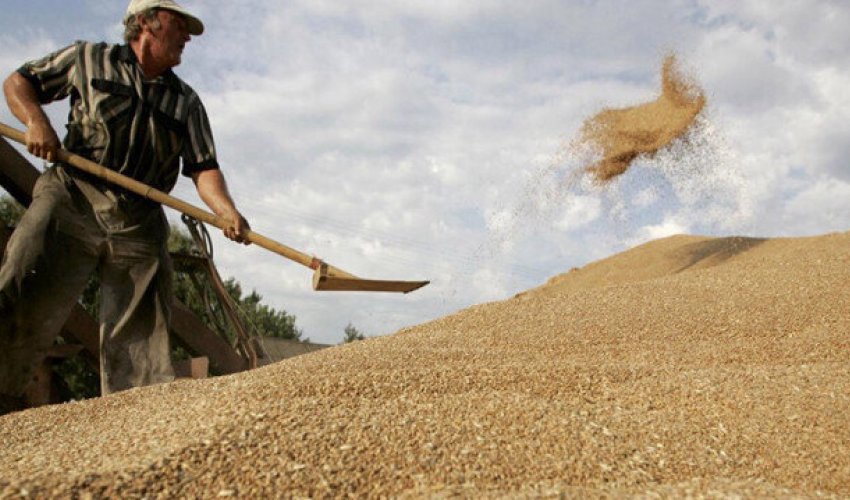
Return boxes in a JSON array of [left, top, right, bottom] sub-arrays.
[[1, 232, 849, 498]]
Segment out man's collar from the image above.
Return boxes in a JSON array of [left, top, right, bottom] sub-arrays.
[[118, 43, 183, 92]]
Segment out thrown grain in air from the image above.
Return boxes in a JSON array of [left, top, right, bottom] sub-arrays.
[[577, 54, 706, 183], [2, 232, 850, 497]]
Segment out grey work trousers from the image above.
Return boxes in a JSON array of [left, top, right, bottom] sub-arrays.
[[0, 166, 174, 397]]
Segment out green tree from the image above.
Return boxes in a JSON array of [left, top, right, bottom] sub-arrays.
[[0, 195, 24, 223], [343, 323, 365, 343], [224, 281, 301, 340]]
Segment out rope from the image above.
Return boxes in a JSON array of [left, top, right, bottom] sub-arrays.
[[180, 215, 264, 369]]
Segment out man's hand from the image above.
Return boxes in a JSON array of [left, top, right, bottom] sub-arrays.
[[192, 168, 252, 246], [4, 71, 60, 162], [25, 119, 60, 162], [222, 209, 251, 245]]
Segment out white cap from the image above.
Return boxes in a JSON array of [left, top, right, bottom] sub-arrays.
[[125, 0, 204, 36]]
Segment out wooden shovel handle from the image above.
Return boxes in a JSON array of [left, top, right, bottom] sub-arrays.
[[0, 121, 356, 278]]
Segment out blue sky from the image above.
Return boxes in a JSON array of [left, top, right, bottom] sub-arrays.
[[3, 1, 850, 344]]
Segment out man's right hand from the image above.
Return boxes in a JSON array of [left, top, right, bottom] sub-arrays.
[[4, 71, 60, 162], [25, 119, 60, 162]]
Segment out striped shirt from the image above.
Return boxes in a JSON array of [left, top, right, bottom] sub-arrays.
[[17, 41, 219, 204]]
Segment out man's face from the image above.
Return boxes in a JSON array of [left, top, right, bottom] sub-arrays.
[[146, 9, 190, 69]]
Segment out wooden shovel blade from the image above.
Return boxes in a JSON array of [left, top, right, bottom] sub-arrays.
[[312, 266, 429, 293]]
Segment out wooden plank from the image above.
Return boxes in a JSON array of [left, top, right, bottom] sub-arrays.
[[174, 356, 210, 379], [170, 301, 246, 375], [60, 305, 101, 370], [313, 272, 430, 294], [0, 225, 11, 252], [0, 137, 38, 206], [23, 344, 85, 407], [311, 262, 429, 293], [23, 360, 57, 408]]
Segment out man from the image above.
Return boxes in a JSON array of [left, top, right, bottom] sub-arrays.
[[0, 0, 250, 414]]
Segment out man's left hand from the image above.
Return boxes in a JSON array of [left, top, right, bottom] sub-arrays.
[[223, 211, 251, 245]]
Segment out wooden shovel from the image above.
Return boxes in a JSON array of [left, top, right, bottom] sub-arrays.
[[0, 122, 429, 293]]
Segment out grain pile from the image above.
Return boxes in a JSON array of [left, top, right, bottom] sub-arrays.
[[2, 232, 850, 497], [578, 55, 706, 182]]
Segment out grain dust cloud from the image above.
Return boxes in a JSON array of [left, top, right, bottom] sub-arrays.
[[577, 54, 707, 183], [474, 53, 750, 293]]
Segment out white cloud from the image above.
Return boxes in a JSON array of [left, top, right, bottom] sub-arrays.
[[696, 25, 814, 114], [554, 195, 602, 231], [633, 187, 659, 208], [699, 0, 850, 67], [782, 178, 850, 236], [635, 217, 690, 244]]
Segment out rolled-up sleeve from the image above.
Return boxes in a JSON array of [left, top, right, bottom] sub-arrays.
[[181, 98, 220, 176], [17, 42, 79, 104]]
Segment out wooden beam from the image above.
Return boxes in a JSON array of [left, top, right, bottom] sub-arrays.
[[0, 137, 38, 206], [174, 356, 210, 379], [60, 305, 101, 370], [170, 301, 246, 375], [0, 225, 10, 252]]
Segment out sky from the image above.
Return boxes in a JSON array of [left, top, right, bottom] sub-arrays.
[[2, 1, 850, 344]]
